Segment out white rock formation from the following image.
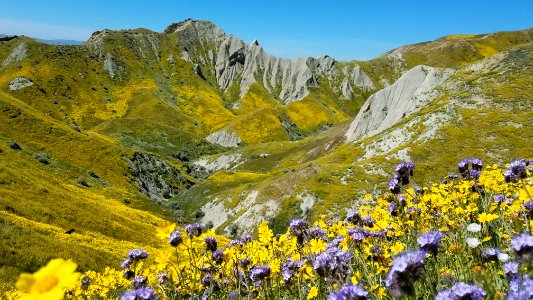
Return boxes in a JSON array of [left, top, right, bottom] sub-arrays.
[[2, 42, 27, 66], [103, 54, 124, 79], [345, 65, 452, 142], [351, 64, 375, 89], [9, 77, 33, 90], [192, 153, 244, 173], [167, 20, 341, 104], [205, 130, 242, 148]]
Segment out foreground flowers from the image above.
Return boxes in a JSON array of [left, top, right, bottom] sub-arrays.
[[14, 259, 80, 300], [5, 159, 533, 299]]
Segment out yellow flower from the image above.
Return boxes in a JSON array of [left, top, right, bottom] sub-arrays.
[[378, 288, 386, 298], [389, 242, 404, 254], [258, 222, 273, 243], [307, 286, 318, 299], [16, 259, 80, 300], [156, 222, 177, 240], [477, 212, 499, 223]]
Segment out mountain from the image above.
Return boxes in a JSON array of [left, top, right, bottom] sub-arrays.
[[0, 19, 532, 288], [34, 38, 83, 45]]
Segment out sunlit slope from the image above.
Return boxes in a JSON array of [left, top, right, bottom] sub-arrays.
[[174, 42, 533, 235], [0, 91, 167, 285]]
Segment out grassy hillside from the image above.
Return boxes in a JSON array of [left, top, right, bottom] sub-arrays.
[[0, 25, 532, 292]]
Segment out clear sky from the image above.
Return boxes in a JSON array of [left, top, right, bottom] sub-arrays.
[[1, 0, 531, 60]]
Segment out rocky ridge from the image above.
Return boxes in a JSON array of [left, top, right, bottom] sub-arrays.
[[166, 20, 377, 104]]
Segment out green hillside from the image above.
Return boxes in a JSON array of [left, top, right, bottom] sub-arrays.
[[0, 23, 532, 291]]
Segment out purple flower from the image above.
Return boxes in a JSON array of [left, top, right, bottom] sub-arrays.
[[506, 290, 532, 300], [281, 259, 304, 283], [123, 269, 135, 280], [435, 290, 455, 300], [155, 272, 167, 284], [388, 202, 398, 216], [127, 249, 149, 261], [395, 162, 416, 184], [289, 219, 309, 236], [212, 249, 224, 264], [458, 158, 483, 180], [451, 282, 486, 300], [509, 275, 533, 295], [239, 258, 251, 269], [361, 216, 374, 227], [417, 231, 444, 255], [227, 239, 243, 247], [308, 227, 327, 240], [313, 247, 353, 279], [503, 261, 519, 277], [328, 284, 369, 300], [80, 276, 90, 290], [389, 177, 401, 194], [120, 287, 157, 300], [493, 194, 508, 204], [121, 258, 133, 269], [132, 276, 147, 289], [242, 234, 252, 243], [347, 228, 366, 242], [504, 160, 529, 183], [250, 265, 271, 286], [524, 201, 533, 216], [168, 230, 182, 247], [228, 291, 239, 300], [510, 234, 533, 262], [481, 247, 500, 262], [184, 223, 203, 238], [289, 219, 309, 243], [346, 211, 361, 225], [436, 283, 486, 300], [448, 173, 458, 180], [385, 250, 428, 297], [201, 274, 214, 286], [204, 237, 218, 252]]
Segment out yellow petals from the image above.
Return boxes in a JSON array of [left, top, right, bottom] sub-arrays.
[[390, 242, 405, 254], [307, 286, 318, 299], [477, 212, 499, 223], [16, 259, 80, 300]]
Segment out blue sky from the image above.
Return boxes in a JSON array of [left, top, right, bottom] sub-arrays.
[[1, 1, 531, 60]]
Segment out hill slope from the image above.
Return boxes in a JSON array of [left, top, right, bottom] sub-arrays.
[[0, 21, 532, 289]]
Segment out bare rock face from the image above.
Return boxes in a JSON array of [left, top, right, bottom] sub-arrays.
[[205, 130, 242, 148], [345, 65, 452, 142], [103, 54, 125, 79], [351, 64, 375, 90], [124, 152, 193, 203], [166, 20, 349, 104], [2, 42, 27, 66], [9, 77, 33, 90]]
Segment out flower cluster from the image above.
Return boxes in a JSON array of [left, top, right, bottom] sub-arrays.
[[6, 159, 533, 300]]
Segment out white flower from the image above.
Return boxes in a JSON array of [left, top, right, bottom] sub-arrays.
[[467, 223, 482, 233], [466, 237, 480, 248], [497, 252, 510, 262]]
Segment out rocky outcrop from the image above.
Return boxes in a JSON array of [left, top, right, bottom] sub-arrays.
[[192, 153, 245, 174], [165, 20, 350, 104], [9, 77, 33, 90], [205, 130, 242, 148], [214, 36, 337, 103], [124, 152, 193, 203], [345, 65, 452, 142], [350, 64, 375, 90], [2, 42, 27, 66], [103, 54, 124, 79]]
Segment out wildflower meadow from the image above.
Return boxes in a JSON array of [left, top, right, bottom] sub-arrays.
[[5, 159, 533, 300]]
